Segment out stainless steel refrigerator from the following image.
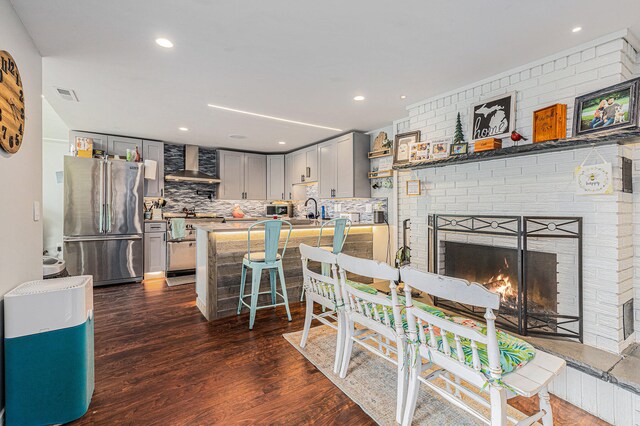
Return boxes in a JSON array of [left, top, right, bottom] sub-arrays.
[[63, 156, 144, 286]]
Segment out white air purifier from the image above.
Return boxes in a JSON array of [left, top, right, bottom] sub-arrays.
[[4, 275, 94, 425]]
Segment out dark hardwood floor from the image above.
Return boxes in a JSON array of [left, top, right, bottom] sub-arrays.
[[72, 280, 607, 425]]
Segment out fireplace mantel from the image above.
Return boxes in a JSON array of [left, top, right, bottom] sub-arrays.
[[394, 128, 640, 171]]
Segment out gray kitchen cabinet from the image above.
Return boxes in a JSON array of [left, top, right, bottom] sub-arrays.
[[305, 145, 318, 182], [142, 140, 164, 198], [291, 145, 318, 184], [292, 149, 306, 184], [69, 130, 108, 154], [218, 150, 266, 200], [144, 222, 166, 274], [285, 153, 295, 200], [267, 155, 285, 200], [107, 135, 142, 157], [218, 150, 245, 200], [318, 132, 370, 199], [244, 153, 267, 200], [318, 140, 337, 199]]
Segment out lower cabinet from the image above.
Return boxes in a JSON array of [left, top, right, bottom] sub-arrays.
[[144, 222, 166, 274]]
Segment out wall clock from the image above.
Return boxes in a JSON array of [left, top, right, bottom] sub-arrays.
[[0, 50, 25, 155]]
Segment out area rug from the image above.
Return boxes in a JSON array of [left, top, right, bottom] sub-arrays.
[[284, 325, 533, 426], [165, 275, 195, 287]]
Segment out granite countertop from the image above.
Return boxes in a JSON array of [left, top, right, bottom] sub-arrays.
[[194, 220, 384, 233]]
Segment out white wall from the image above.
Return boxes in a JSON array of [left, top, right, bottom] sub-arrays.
[[42, 98, 70, 255], [0, 0, 43, 411]]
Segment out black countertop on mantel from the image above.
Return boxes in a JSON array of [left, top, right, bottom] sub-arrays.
[[393, 128, 640, 171]]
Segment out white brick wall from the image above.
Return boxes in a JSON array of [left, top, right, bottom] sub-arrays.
[[392, 31, 640, 355], [548, 365, 640, 425]]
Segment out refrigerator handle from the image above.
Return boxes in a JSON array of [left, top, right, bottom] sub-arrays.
[[99, 160, 105, 233], [106, 160, 113, 233]]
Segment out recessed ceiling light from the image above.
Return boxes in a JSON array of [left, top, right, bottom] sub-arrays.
[[400, 95, 407, 99], [228, 134, 247, 139], [155, 38, 174, 48], [278, 141, 286, 145], [179, 127, 189, 131], [572, 27, 582, 33], [353, 95, 365, 101], [208, 104, 342, 131]]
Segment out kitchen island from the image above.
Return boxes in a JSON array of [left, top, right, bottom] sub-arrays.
[[194, 220, 388, 321]]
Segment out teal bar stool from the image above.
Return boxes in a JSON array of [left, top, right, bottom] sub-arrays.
[[300, 218, 352, 301], [237, 219, 293, 330]]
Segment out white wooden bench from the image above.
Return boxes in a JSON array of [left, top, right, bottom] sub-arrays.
[[337, 253, 407, 424], [400, 266, 566, 426]]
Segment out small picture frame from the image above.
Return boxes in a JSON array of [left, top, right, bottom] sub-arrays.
[[406, 180, 421, 196], [393, 131, 421, 165], [449, 142, 468, 156], [409, 142, 430, 162], [572, 78, 640, 137], [430, 138, 451, 160]]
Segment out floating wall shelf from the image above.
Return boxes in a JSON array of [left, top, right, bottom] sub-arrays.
[[368, 170, 393, 179], [393, 129, 640, 172], [368, 148, 392, 159]]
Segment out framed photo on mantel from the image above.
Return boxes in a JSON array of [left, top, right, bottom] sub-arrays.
[[470, 92, 516, 141], [572, 78, 640, 137], [393, 131, 421, 166]]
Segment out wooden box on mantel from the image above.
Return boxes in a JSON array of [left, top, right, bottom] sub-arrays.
[[474, 138, 502, 152], [533, 103, 567, 143]]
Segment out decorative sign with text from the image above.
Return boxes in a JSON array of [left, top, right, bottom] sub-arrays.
[[575, 147, 613, 195], [575, 163, 613, 195]]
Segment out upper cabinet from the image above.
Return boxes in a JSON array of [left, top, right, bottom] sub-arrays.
[[244, 153, 267, 200], [69, 131, 108, 153], [285, 153, 294, 200], [142, 140, 164, 198], [305, 145, 318, 182], [291, 145, 318, 184], [218, 150, 266, 200], [107, 135, 142, 157], [267, 155, 285, 200], [318, 132, 370, 199], [318, 140, 337, 199]]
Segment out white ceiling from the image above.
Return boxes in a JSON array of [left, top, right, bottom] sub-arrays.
[[11, 0, 640, 152]]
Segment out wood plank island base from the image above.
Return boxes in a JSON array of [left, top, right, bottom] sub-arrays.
[[195, 221, 388, 321]]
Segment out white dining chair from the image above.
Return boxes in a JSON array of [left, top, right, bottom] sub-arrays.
[[299, 243, 345, 373], [400, 266, 565, 426]]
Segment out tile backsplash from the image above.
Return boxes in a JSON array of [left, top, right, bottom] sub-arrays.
[[293, 184, 388, 223], [159, 143, 387, 222]]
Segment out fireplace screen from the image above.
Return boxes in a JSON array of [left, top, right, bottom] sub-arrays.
[[429, 215, 582, 341]]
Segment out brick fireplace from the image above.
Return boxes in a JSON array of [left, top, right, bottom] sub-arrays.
[[397, 143, 636, 354]]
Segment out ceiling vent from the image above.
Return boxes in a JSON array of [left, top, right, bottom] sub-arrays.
[[55, 87, 79, 102]]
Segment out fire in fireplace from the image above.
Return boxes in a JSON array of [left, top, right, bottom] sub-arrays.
[[443, 241, 558, 324], [481, 257, 514, 302]]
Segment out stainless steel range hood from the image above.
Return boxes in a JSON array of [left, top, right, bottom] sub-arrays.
[[164, 145, 221, 184]]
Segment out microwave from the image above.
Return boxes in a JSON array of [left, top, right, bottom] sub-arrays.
[[266, 203, 293, 217]]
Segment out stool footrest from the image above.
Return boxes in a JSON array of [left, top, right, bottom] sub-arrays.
[[239, 291, 289, 311]]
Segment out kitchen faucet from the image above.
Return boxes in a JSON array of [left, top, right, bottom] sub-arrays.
[[304, 197, 319, 219]]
